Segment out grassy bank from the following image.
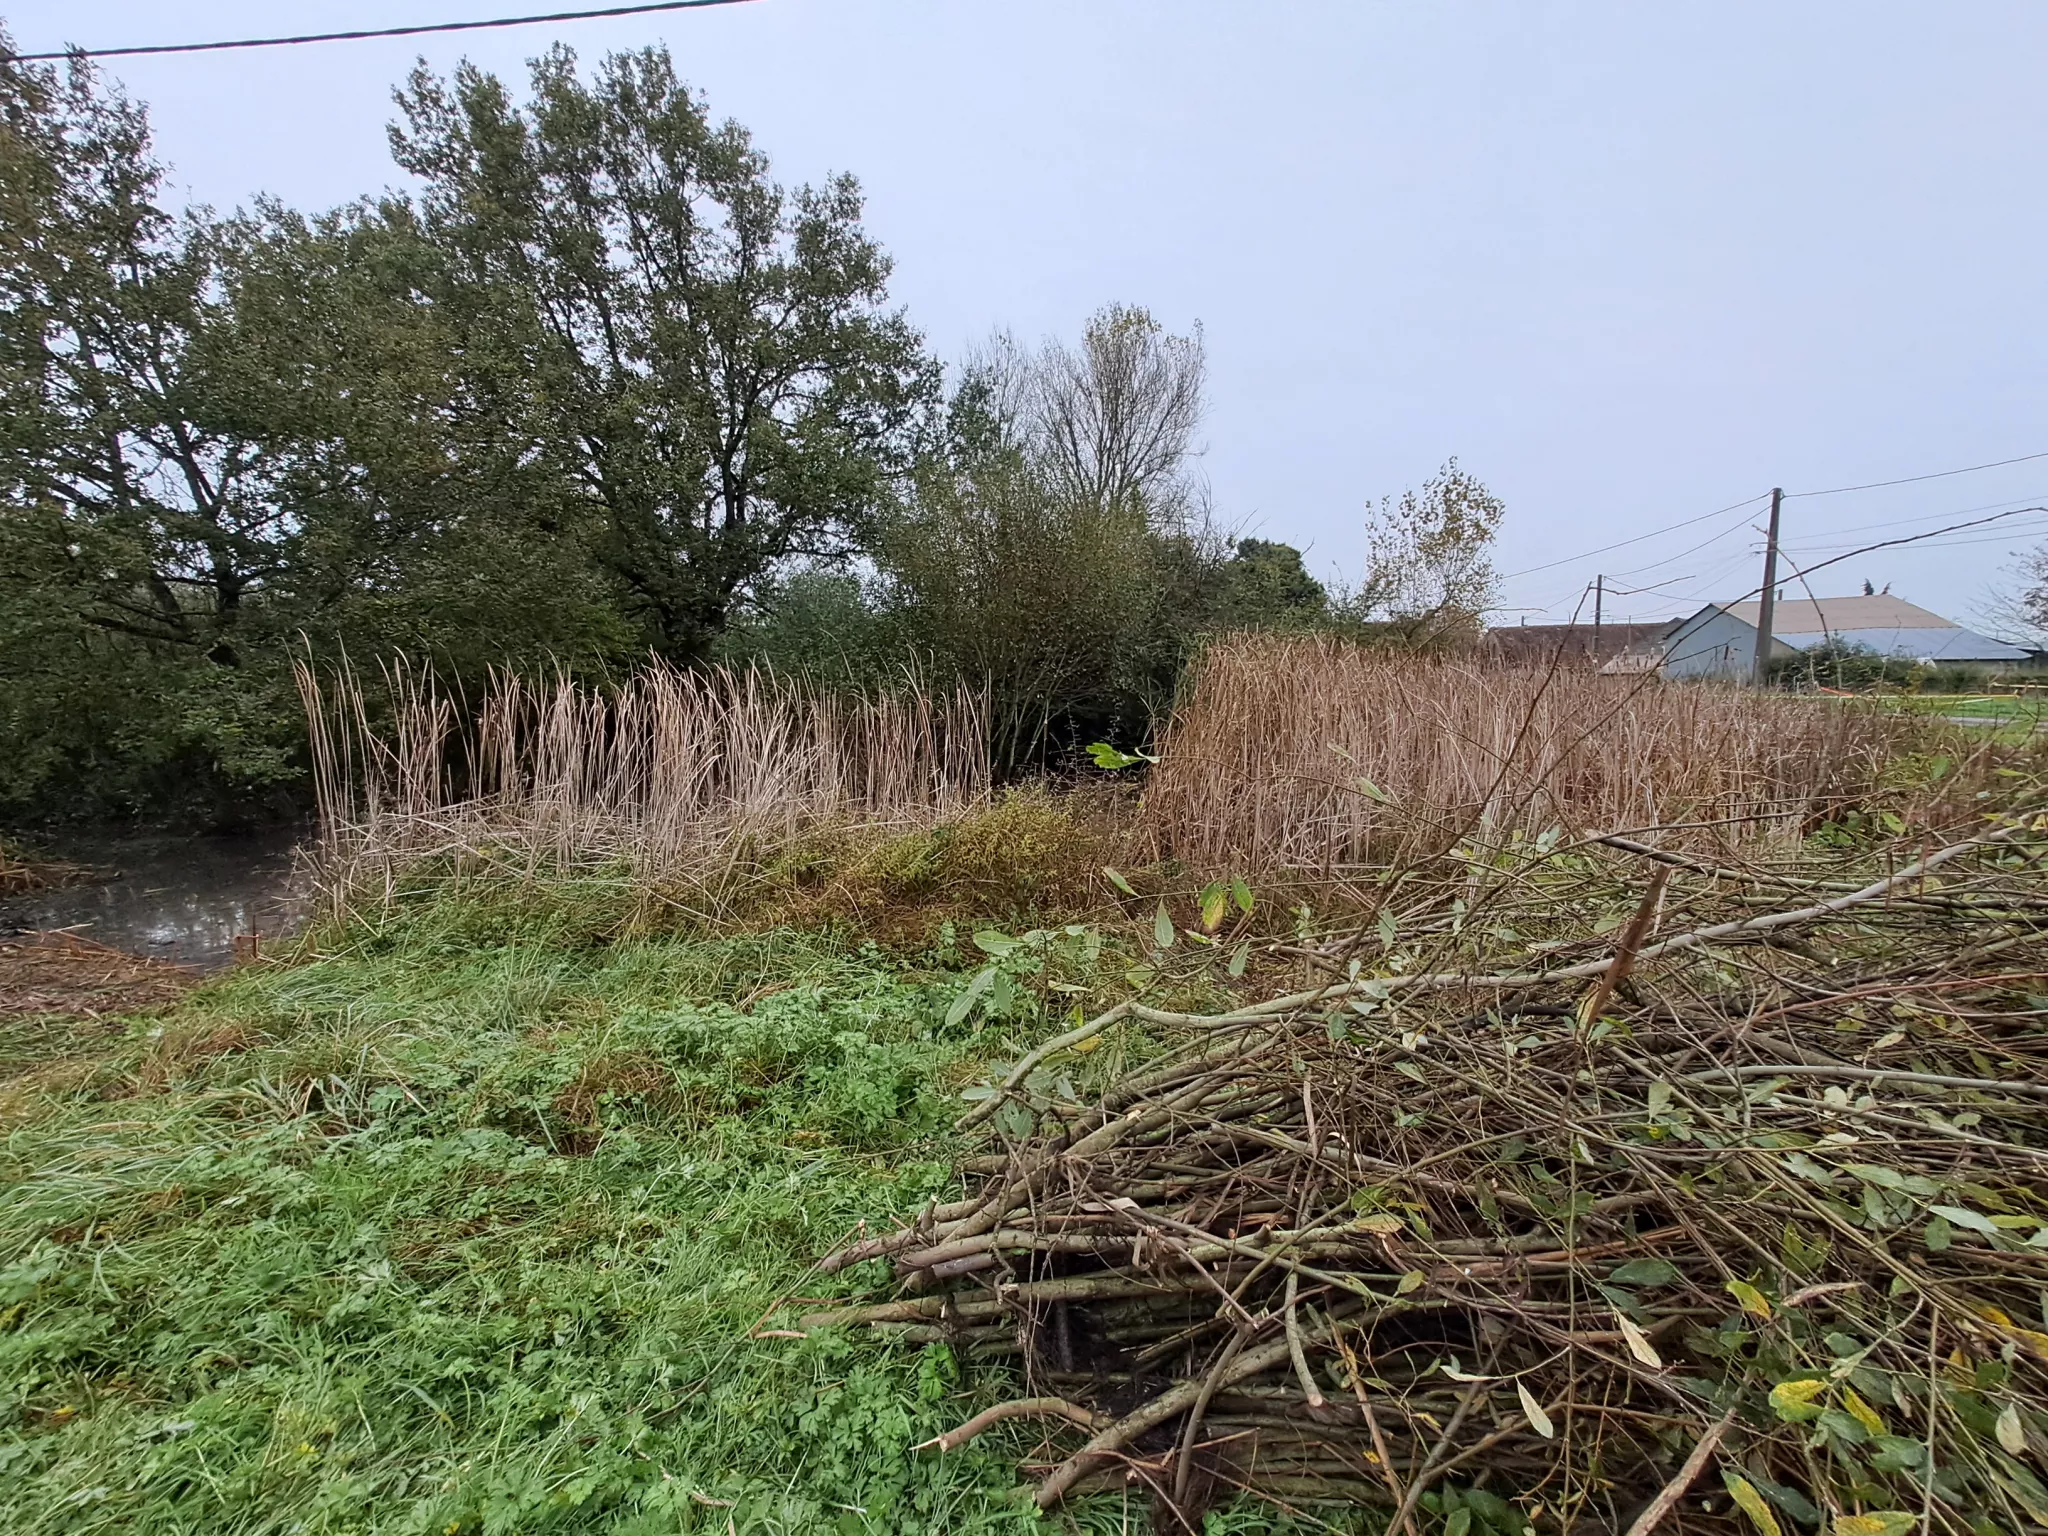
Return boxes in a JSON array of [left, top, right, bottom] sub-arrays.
[[2, 897, 1197, 1535], [9, 652, 2033, 1535]]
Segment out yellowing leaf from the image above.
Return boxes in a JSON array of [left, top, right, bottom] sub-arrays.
[[1842, 1385, 1888, 1438], [1199, 882, 1227, 932], [1770, 1378, 1828, 1423], [1517, 1379, 1554, 1439], [1998, 1402, 2028, 1455], [1615, 1311, 1663, 1369], [1722, 1472, 1784, 1536], [1726, 1278, 1774, 1320], [1974, 1304, 2048, 1364], [1831, 1515, 1915, 1536], [1351, 1213, 1404, 1236]]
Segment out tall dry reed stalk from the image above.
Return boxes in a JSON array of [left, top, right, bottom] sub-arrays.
[[1143, 633, 1920, 870], [297, 660, 990, 912]]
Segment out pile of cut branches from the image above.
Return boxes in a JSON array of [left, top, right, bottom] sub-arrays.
[[809, 812, 2048, 1533]]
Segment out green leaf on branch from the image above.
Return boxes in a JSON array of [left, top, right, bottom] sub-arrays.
[[1085, 742, 1155, 771]]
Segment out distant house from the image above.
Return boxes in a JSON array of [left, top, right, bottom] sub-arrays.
[[1482, 622, 1668, 670], [1610, 594, 2029, 680]]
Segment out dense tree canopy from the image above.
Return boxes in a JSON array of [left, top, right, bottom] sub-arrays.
[[0, 37, 1505, 822], [388, 46, 934, 662]]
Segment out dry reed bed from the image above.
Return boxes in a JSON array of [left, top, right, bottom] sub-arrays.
[[1144, 636, 1925, 870], [813, 806, 2048, 1533], [297, 661, 990, 910]]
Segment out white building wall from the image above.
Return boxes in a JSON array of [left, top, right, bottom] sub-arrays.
[[1658, 609, 1772, 680]]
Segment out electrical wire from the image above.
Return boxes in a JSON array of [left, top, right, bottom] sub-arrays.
[[1602, 503, 1764, 579], [1783, 449, 2048, 500], [1506, 448, 2048, 594], [1772, 506, 2048, 588], [1497, 491, 1769, 581], [1775, 492, 2048, 547], [1514, 486, 2048, 623], [1783, 526, 2048, 556], [1, 1, 757, 63]]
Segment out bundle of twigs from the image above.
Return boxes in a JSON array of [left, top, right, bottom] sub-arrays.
[[811, 813, 2048, 1533]]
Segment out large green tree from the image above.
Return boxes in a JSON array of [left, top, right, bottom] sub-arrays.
[[388, 45, 935, 662], [0, 54, 287, 669], [0, 49, 317, 814], [0, 47, 629, 818]]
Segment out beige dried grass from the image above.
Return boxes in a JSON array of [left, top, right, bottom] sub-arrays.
[[297, 659, 990, 914], [1143, 633, 1925, 870]]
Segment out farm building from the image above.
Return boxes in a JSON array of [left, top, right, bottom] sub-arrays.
[[1609, 593, 2029, 679], [1482, 621, 1669, 670]]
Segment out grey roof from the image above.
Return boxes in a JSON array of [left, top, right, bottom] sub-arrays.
[[1777, 626, 2028, 662], [1720, 594, 1951, 634]]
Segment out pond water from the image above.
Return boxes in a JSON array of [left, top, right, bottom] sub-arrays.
[[0, 826, 311, 972]]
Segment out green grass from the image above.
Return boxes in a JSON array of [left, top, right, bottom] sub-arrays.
[[1871, 690, 2048, 726], [0, 904, 1089, 1536]]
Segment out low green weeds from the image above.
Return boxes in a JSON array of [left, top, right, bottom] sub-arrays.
[[1, 911, 1071, 1535]]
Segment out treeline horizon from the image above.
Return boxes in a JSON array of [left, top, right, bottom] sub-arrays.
[[0, 33, 1504, 825]]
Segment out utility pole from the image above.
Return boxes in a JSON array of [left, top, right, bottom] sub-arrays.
[[1750, 487, 1784, 686], [1591, 575, 1604, 666]]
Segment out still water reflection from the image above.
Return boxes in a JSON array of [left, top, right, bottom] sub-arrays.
[[1, 827, 309, 971]]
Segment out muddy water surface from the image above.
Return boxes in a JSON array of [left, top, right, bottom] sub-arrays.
[[0, 827, 310, 971]]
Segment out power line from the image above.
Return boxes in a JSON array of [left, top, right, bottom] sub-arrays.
[[1774, 506, 2048, 587], [1783, 525, 2048, 556], [1603, 503, 1765, 579], [1, 0, 757, 63], [1513, 497, 2045, 624], [1776, 492, 2048, 546], [1498, 491, 1769, 581], [1509, 451, 2048, 594], [1783, 448, 2048, 500]]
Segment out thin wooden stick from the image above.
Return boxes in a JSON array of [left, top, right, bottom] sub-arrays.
[[914, 1397, 1103, 1453], [1620, 1410, 1736, 1536], [1579, 865, 1671, 1025]]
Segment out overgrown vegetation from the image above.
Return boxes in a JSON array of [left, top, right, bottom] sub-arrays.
[[0, 835, 81, 897], [813, 766, 2048, 1533], [7, 643, 2045, 1533], [1767, 640, 2040, 697], [0, 37, 1502, 824], [1143, 636, 1936, 870], [0, 912, 1078, 1534]]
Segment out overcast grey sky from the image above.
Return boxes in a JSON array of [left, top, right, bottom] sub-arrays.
[[13, 1, 2048, 630]]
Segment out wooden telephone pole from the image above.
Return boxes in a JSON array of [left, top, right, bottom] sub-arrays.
[[1750, 487, 1784, 685]]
